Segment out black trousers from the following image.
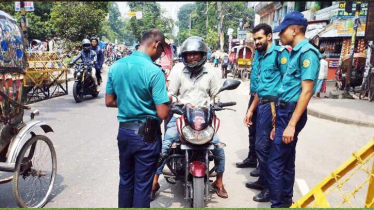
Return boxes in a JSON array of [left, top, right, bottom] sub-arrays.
[[247, 94, 258, 159]]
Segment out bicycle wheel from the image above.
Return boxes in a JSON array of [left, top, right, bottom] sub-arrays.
[[13, 135, 57, 208]]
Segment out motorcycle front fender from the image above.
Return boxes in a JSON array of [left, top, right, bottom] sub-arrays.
[[6, 121, 53, 164], [189, 161, 206, 178]]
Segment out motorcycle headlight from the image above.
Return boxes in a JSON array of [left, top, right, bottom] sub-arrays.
[[182, 126, 215, 145]]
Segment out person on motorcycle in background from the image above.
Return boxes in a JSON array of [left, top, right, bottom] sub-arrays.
[[69, 38, 100, 91], [151, 36, 228, 200], [90, 37, 104, 85]]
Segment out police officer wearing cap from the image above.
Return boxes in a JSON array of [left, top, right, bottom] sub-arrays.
[[106, 28, 170, 208], [268, 11, 322, 208], [244, 23, 289, 202]]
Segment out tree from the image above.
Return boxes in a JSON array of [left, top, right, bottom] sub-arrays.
[[177, 3, 197, 43], [49, 1, 109, 49], [127, 2, 174, 42], [0, 2, 54, 40], [98, 2, 135, 45]]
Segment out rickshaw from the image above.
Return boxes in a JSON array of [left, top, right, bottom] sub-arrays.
[[232, 45, 253, 81], [0, 10, 57, 208], [337, 53, 366, 91]]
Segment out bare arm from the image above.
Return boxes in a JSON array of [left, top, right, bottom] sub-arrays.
[[156, 104, 170, 120], [105, 94, 117, 107], [243, 94, 259, 127], [282, 80, 314, 143]]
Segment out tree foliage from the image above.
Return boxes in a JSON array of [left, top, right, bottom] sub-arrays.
[[49, 1, 109, 49], [98, 2, 135, 45], [177, 1, 254, 50], [127, 1, 174, 42]]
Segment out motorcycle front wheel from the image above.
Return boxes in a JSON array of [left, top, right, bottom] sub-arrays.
[[73, 82, 84, 103], [192, 177, 205, 208]]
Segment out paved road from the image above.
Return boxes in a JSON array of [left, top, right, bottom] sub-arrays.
[[0, 63, 373, 208]]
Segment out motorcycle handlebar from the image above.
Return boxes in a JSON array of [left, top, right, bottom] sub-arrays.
[[218, 102, 236, 107]]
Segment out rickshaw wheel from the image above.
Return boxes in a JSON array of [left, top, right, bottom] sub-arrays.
[[241, 69, 250, 82], [13, 135, 57, 208]]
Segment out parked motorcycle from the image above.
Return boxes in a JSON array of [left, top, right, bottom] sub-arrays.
[[70, 62, 99, 103], [162, 79, 240, 208]]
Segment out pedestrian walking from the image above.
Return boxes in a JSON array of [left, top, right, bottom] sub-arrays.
[[314, 55, 328, 98], [243, 23, 289, 202], [105, 28, 171, 208], [268, 11, 322, 208]]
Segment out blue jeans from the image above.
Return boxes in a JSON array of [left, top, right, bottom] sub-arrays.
[[268, 104, 307, 208], [255, 102, 275, 188], [156, 116, 225, 175], [117, 128, 161, 208]]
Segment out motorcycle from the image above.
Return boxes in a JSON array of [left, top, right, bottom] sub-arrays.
[[162, 79, 240, 208], [70, 62, 99, 103]]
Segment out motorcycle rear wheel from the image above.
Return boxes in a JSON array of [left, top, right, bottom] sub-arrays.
[[192, 177, 205, 208], [73, 82, 84, 103]]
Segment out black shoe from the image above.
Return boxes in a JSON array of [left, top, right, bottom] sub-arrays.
[[253, 188, 270, 202], [250, 167, 260, 177], [236, 157, 257, 168], [245, 180, 264, 190]]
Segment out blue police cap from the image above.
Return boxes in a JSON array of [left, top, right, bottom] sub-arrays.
[[273, 11, 308, 33]]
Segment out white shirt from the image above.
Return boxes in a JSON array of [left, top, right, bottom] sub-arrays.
[[167, 65, 220, 107], [318, 59, 328, 80]]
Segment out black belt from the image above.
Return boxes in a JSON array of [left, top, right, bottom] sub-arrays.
[[119, 122, 143, 132], [259, 96, 278, 105], [278, 100, 297, 110]]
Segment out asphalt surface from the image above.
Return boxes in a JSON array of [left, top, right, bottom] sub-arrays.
[[0, 63, 373, 208]]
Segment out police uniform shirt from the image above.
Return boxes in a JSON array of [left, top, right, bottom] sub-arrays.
[[278, 39, 322, 102], [106, 51, 170, 123], [255, 44, 289, 98], [250, 51, 260, 94]]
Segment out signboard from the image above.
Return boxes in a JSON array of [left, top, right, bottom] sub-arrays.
[[136, 11, 142, 19], [237, 30, 247, 39], [338, 2, 368, 17], [336, 18, 366, 37], [15, 1, 34, 11], [128, 11, 136, 17]]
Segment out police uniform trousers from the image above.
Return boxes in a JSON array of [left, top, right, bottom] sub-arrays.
[[268, 102, 307, 208], [255, 99, 277, 188], [247, 94, 258, 159], [117, 127, 161, 208]]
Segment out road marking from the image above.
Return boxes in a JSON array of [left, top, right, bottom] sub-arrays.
[[296, 178, 310, 196]]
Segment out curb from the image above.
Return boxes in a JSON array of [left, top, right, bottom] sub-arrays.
[[307, 108, 374, 128]]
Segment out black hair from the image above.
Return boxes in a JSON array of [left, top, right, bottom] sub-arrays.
[[299, 25, 307, 34], [141, 29, 165, 45], [252, 23, 273, 36]]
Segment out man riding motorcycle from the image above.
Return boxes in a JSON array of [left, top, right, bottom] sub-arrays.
[[90, 37, 104, 85], [151, 36, 228, 200], [69, 39, 99, 91]]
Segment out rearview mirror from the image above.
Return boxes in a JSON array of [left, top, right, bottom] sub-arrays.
[[216, 79, 241, 95]]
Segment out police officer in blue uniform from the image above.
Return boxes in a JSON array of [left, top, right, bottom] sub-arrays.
[[106, 29, 170, 208], [238, 47, 260, 171], [244, 23, 289, 202], [268, 12, 322, 208]]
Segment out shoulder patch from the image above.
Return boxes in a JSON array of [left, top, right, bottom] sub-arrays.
[[303, 59, 311, 68]]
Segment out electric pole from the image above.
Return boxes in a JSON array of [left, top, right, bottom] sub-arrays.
[[189, 13, 192, 36], [343, 1, 362, 98]]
